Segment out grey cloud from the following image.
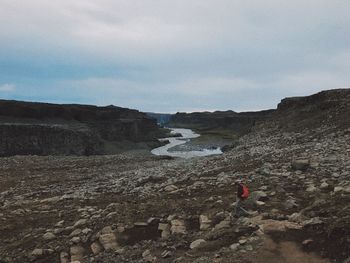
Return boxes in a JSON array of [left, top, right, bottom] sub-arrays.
[[0, 0, 349, 112]]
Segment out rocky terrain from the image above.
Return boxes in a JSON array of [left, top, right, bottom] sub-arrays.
[[0, 89, 349, 263], [0, 100, 166, 157]]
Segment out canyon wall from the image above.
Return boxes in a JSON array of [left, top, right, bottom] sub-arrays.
[[0, 100, 165, 156]]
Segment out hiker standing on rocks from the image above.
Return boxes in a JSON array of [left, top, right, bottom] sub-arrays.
[[234, 180, 250, 217]]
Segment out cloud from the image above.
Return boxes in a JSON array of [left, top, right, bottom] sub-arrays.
[[0, 1, 349, 112], [0, 83, 15, 92]]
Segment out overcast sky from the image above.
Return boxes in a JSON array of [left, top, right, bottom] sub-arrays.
[[0, 0, 349, 113]]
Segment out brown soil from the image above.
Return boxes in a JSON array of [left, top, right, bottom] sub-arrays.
[[250, 238, 329, 263]]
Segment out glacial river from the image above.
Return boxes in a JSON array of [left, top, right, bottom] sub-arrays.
[[151, 128, 223, 159]]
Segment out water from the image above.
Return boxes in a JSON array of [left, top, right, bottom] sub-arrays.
[[151, 128, 223, 159]]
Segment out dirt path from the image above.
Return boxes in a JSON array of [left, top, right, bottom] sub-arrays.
[[250, 237, 329, 263]]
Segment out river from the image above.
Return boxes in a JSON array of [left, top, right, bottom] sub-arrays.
[[151, 128, 223, 159]]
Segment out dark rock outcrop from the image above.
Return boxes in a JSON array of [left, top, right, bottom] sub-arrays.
[[0, 100, 165, 156], [274, 89, 350, 130], [168, 88, 350, 135], [169, 110, 273, 136]]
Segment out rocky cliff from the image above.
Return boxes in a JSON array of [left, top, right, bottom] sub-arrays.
[[274, 89, 350, 130], [0, 100, 165, 156], [169, 110, 274, 136], [169, 89, 350, 135]]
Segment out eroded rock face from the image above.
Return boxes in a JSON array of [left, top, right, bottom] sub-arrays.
[[0, 100, 165, 156], [0, 124, 102, 156], [275, 89, 350, 130], [169, 110, 273, 136]]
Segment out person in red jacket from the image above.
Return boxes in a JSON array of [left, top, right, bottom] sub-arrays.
[[234, 180, 249, 217]]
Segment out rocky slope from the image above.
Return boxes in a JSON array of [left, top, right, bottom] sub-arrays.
[[274, 89, 350, 130], [0, 89, 349, 263], [169, 89, 350, 136], [0, 100, 166, 156]]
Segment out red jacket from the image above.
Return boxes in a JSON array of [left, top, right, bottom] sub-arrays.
[[237, 183, 249, 199]]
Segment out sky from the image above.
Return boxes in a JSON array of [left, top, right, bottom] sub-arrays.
[[0, 0, 349, 113]]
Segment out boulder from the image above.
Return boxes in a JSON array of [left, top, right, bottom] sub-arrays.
[[69, 228, 82, 237], [74, 219, 88, 228], [164, 185, 178, 192], [43, 232, 56, 241], [291, 159, 310, 171], [213, 217, 231, 230], [288, 212, 305, 223], [70, 246, 85, 262], [82, 228, 92, 235], [71, 237, 81, 243], [60, 252, 69, 263], [170, 219, 187, 235], [142, 249, 156, 262], [101, 226, 114, 234], [259, 219, 302, 233], [345, 186, 350, 193], [31, 248, 53, 259], [91, 242, 102, 255], [158, 223, 171, 239], [190, 239, 206, 249], [238, 239, 247, 245], [99, 233, 119, 250], [306, 185, 317, 193], [284, 198, 298, 209], [230, 243, 240, 251], [199, 215, 212, 230], [334, 186, 344, 193]]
